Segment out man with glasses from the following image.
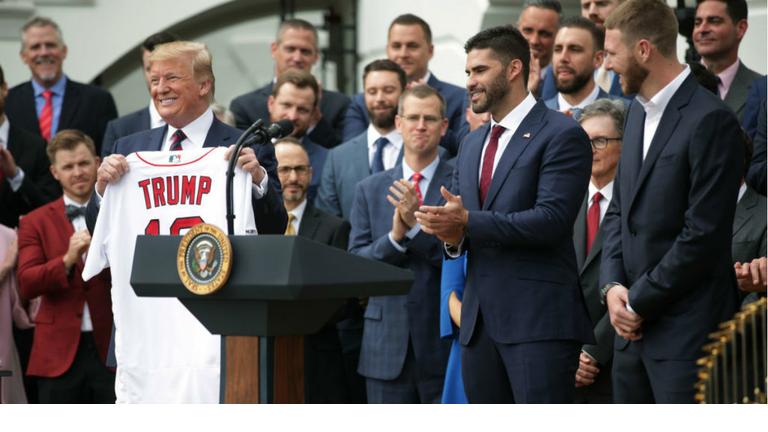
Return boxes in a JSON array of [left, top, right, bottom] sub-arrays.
[[572, 99, 626, 403]]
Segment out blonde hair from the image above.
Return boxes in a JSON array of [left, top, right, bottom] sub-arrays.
[[150, 41, 216, 103]]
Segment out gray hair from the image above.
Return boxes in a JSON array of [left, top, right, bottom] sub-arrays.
[[521, 0, 564, 21], [21, 16, 64, 50], [578, 99, 627, 136], [276, 19, 318, 50]]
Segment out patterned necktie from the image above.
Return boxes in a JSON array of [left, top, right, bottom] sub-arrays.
[[65, 204, 86, 222], [586, 191, 603, 255], [411, 173, 423, 205], [285, 213, 296, 236], [39, 90, 54, 141], [371, 137, 388, 174], [170, 129, 187, 151], [570, 107, 583, 121], [479, 125, 506, 205]]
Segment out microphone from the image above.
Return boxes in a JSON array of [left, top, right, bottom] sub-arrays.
[[267, 119, 294, 139]]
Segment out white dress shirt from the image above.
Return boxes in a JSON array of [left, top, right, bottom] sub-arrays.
[[479, 92, 538, 181], [737, 183, 747, 203], [0, 115, 25, 192], [557, 83, 600, 112], [63, 194, 93, 332], [636, 65, 691, 160], [367, 123, 403, 171], [388, 156, 440, 252], [588, 180, 614, 224], [162, 107, 215, 152]]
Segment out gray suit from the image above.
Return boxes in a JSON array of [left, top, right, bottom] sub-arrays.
[[732, 185, 767, 304], [724, 62, 763, 124], [573, 193, 614, 403]]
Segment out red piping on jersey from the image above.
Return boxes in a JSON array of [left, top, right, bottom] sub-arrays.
[[135, 148, 217, 167]]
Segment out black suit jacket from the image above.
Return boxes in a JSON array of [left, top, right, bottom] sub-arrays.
[[600, 73, 743, 360], [101, 107, 151, 159], [297, 204, 351, 403], [230, 83, 350, 148], [0, 124, 61, 228], [5, 79, 118, 156]]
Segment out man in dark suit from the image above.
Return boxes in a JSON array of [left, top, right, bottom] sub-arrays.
[[693, 0, 763, 123], [0, 63, 60, 228], [342, 14, 469, 156], [101, 31, 181, 159], [268, 70, 328, 206], [600, 0, 743, 403], [743, 77, 766, 139], [5, 17, 117, 155], [572, 99, 627, 404], [230, 19, 349, 148], [274, 138, 351, 403], [17, 130, 114, 403], [89, 41, 287, 236], [417, 26, 595, 403], [544, 17, 627, 120], [518, 0, 561, 101], [350, 86, 452, 403]]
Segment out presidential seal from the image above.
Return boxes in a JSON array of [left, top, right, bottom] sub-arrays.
[[177, 223, 232, 295]]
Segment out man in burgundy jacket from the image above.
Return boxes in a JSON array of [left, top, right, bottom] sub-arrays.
[[17, 129, 114, 403]]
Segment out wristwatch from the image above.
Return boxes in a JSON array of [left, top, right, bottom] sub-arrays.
[[599, 282, 621, 306]]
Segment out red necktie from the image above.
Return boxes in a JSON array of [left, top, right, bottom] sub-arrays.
[[411, 173, 423, 205], [39, 90, 54, 141], [480, 125, 505, 205], [586, 191, 603, 255], [170, 129, 186, 151]]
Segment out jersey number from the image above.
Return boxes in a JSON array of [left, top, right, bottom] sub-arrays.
[[144, 217, 205, 235]]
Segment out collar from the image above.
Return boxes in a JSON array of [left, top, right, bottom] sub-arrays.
[[148, 99, 165, 129], [557, 82, 600, 111], [62, 194, 89, 208], [491, 92, 538, 131], [166, 108, 214, 149], [420, 71, 433, 84], [402, 154, 440, 183], [31, 74, 67, 96], [636, 65, 691, 115], [715, 58, 740, 98], [589, 180, 613, 204], [289, 199, 308, 227], [367, 123, 403, 151], [737, 182, 747, 203], [540, 64, 550, 81], [0, 115, 9, 149]]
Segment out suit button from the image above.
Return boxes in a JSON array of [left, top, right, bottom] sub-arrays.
[[403, 304, 407, 309], [76, 313, 83, 318]]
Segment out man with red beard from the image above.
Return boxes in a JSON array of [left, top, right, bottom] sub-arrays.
[[601, 0, 743, 403], [545, 17, 627, 120]]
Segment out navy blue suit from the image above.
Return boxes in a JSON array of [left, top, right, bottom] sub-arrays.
[[342, 74, 469, 156], [452, 99, 595, 403], [101, 107, 151, 159], [600, 73, 743, 403], [349, 160, 453, 403], [743, 77, 766, 139], [747, 100, 767, 196], [301, 137, 327, 207]]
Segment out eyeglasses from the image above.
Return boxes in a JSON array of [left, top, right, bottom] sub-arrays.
[[590, 137, 622, 150], [277, 165, 311, 177], [402, 115, 442, 125]]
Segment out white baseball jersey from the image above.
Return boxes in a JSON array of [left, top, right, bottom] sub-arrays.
[[83, 147, 256, 403]]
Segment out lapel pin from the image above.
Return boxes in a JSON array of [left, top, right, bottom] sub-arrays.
[[523, 132, 531, 139]]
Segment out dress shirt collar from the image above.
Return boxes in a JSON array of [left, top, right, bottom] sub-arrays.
[[288, 198, 308, 230], [737, 182, 747, 203], [164, 108, 214, 151], [148, 99, 165, 129], [402, 154, 440, 185], [420, 71, 433, 84], [540, 64, 549, 81], [367, 123, 403, 151], [636, 65, 691, 115], [557, 82, 600, 111], [714, 58, 740, 99], [31, 74, 67, 96], [588, 180, 614, 205], [0, 115, 9, 149], [491, 92, 538, 132]]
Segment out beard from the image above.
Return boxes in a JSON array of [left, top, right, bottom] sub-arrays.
[[366, 103, 397, 130], [282, 183, 307, 203], [619, 55, 649, 95], [470, 70, 508, 114], [554, 66, 594, 95]]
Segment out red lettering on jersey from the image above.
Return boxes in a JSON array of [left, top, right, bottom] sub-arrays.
[[138, 179, 152, 209], [196, 176, 211, 205], [167, 176, 180, 205], [152, 177, 166, 207], [181, 176, 195, 205]]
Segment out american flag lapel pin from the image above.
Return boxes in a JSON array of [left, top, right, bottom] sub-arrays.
[[523, 132, 531, 139]]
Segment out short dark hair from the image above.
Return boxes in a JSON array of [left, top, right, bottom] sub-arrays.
[[687, 61, 719, 95], [560, 16, 605, 51], [363, 59, 407, 90], [273, 69, 319, 107], [522, 0, 564, 21], [0, 63, 4, 85], [465, 26, 530, 87], [389, 14, 432, 45], [140, 31, 182, 62], [47, 129, 96, 165], [276, 19, 318, 49], [743, 128, 753, 179], [697, 0, 748, 23], [398, 85, 447, 119]]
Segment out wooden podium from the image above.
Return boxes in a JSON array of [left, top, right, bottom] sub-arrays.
[[130, 235, 413, 403]]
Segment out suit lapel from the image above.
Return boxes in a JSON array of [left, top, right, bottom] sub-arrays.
[[423, 161, 452, 206], [623, 102, 645, 191], [573, 195, 588, 269], [50, 198, 78, 269], [733, 186, 756, 237], [462, 123, 488, 211], [353, 133, 371, 179], [583, 224, 604, 269], [19, 83, 41, 134], [298, 205, 320, 239], [203, 114, 235, 148], [484, 101, 548, 209], [723, 63, 750, 114], [59, 80, 81, 131]]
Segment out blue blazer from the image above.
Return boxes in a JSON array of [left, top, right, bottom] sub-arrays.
[[439, 253, 467, 404], [600, 74, 743, 360], [349, 160, 453, 380], [86, 113, 288, 235], [743, 76, 766, 139], [101, 107, 151, 159], [452, 99, 595, 347], [341, 74, 469, 155], [302, 136, 328, 206]]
